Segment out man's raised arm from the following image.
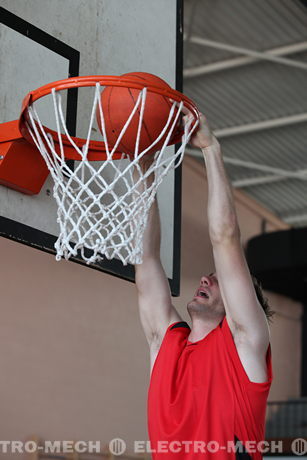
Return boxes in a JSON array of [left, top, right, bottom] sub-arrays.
[[134, 159, 182, 354], [189, 113, 270, 353]]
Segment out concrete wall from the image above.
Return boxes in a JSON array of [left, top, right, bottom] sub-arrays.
[[0, 155, 302, 458]]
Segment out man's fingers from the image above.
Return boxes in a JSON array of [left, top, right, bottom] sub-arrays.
[[197, 112, 207, 124], [169, 100, 203, 126], [181, 105, 192, 117], [182, 109, 208, 127], [182, 116, 194, 130]]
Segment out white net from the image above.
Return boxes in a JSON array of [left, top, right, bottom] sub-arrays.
[[24, 82, 199, 265]]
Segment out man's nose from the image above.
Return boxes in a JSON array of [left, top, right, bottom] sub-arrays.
[[200, 276, 212, 286]]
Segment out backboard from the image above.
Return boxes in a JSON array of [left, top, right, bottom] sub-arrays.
[[0, 0, 183, 295]]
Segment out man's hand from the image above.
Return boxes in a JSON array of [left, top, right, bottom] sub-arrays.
[[184, 111, 219, 150]]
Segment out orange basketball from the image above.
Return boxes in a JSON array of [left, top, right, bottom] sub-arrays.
[[96, 72, 178, 157]]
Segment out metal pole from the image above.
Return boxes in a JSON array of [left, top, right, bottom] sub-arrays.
[[185, 37, 307, 70], [184, 41, 307, 77]]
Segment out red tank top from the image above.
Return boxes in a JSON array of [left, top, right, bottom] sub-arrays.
[[147, 318, 272, 459]]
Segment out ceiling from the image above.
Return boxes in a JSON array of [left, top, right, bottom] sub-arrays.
[[183, 0, 307, 227]]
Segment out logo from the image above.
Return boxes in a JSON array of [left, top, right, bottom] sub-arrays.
[[291, 438, 307, 456], [109, 438, 126, 456]]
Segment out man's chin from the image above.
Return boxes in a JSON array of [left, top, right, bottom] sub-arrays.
[[187, 299, 208, 313], [188, 296, 208, 305], [187, 300, 226, 320]]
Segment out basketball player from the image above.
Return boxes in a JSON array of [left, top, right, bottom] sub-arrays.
[[134, 113, 273, 459]]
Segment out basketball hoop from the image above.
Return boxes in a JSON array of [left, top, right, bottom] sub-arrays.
[[17, 73, 199, 265]]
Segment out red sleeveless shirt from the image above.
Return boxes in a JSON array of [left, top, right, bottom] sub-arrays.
[[147, 318, 272, 459]]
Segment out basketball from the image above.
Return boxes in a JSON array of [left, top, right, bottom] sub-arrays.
[[96, 72, 178, 157]]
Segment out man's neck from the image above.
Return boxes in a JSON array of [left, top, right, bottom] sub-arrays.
[[188, 315, 224, 343]]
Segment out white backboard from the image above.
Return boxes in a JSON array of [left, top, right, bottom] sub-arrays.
[[0, 0, 183, 295]]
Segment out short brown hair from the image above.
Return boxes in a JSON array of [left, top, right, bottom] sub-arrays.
[[251, 275, 275, 323]]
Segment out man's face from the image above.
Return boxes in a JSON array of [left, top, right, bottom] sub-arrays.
[[187, 273, 225, 317]]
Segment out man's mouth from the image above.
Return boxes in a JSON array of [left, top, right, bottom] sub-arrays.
[[195, 288, 209, 299]]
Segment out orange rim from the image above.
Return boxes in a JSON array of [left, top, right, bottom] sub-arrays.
[[19, 75, 200, 161]]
